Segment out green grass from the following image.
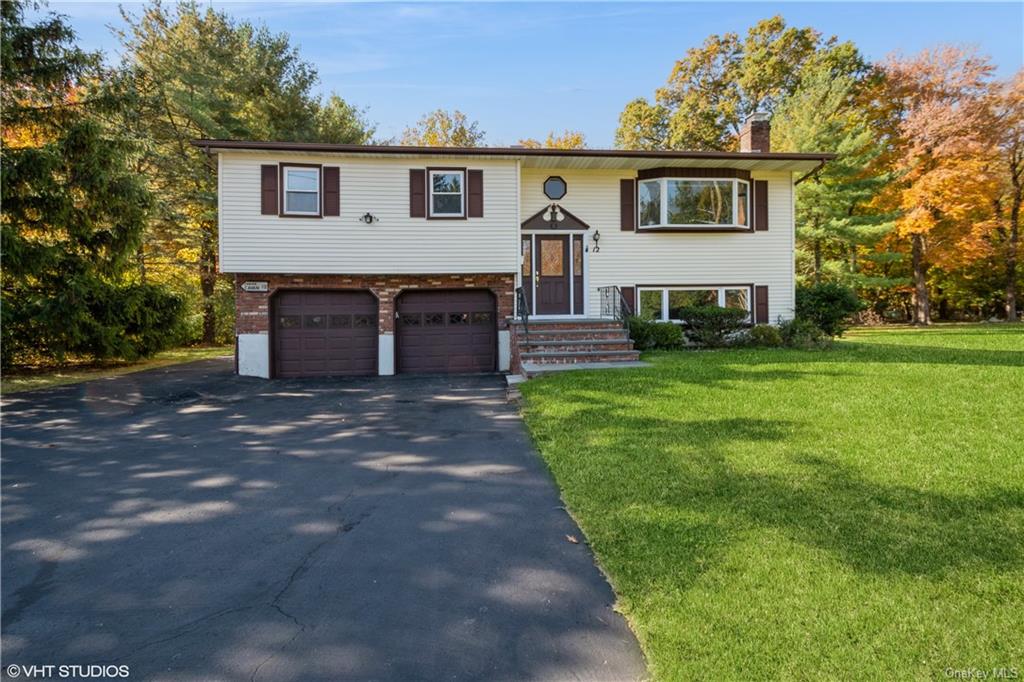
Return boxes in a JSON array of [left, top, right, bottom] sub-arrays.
[[520, 324, 1024, 680], [1, 345, 232, 394]]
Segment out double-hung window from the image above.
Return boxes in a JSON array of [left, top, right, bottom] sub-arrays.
[[429, 169, 465, 218], [282, 166, 320, 216], [638, 286, 752, 322], [637, 177, 750, 229]]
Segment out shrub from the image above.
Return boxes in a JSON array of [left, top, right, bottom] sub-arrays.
[[677, 306, 750, 348], [746, 324, 784, 347], [795, 283, 862, 337], [627, 316, 684, 350], [778, 318, 831, 349]]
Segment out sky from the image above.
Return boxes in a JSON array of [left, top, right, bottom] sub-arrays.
[[35, 1, 1024, 147]]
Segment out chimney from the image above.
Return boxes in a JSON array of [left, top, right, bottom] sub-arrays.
[[739, 112, 771, 153]]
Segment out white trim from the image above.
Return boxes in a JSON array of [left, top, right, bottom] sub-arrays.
[[637, 285, 753, 322], [637, 177, 750, 229], [428, 169, 466, 217], [282, 166, 321, 216], [217, 152, 223, 272]]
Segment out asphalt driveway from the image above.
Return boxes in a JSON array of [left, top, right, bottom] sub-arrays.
[[1, 360, 645, 681]]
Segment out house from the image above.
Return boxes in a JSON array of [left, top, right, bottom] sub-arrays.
[[193, 115, 833, 379]]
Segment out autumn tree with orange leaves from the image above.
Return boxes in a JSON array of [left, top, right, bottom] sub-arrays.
[[872, 47, 1007, 323]]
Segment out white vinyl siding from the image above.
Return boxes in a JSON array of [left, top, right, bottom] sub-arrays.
[[218, 152, 518, 274], [520, 168, 796, 323]]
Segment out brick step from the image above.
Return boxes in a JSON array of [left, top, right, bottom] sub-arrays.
[[521, 360, 648, 378], [515, 328, 629, 340], [510, 319, 623, 331], [518, 339, 634, 353], [519, 349, 642, 364]]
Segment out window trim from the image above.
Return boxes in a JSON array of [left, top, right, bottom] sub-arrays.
[[637, 177, 751, 231], [636, 284, 754, 323], [279, 163, 322, 218], [427, 167, 467, 220]]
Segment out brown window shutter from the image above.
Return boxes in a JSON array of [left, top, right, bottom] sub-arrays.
[[620, 179, 636, 231], [755, 285, 769, 324], [620, 286, 636, 317], [754, 180, 768, 231], [410, 169, 426, 218], [323, 166, 340, 216], [467, 169, 484, 217], [260, 165, 278, 215]]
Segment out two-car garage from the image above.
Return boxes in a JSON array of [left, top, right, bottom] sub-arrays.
[[272, 289, 496, 378]]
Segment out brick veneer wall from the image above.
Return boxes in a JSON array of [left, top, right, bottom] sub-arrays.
[[234, 273, 516, 335]]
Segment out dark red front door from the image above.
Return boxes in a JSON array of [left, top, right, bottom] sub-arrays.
[[535, 235, 571, 315]]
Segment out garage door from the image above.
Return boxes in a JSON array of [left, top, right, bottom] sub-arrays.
[[396, 290, 496, 374], [274, 291, 378, 378]]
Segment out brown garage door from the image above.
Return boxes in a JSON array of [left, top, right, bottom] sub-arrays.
[[396, 290, 496, 374], [274, 290, 378, 377]]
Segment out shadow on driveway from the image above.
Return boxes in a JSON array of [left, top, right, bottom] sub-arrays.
[[1, 359, 646, 681]]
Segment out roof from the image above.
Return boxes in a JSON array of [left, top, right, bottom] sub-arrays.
[[191, 139, 835, 173]]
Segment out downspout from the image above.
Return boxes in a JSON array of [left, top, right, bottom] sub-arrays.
[[794, 158, 828, 186]]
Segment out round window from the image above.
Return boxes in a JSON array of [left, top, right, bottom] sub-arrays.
[[543, 176, 567, 200]]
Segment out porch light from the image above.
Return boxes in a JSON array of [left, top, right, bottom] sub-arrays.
[[592, 229, 601, 253], [360, 212, 377, 224]]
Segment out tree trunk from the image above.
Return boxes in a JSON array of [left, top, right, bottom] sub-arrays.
[[813, 239, 822, 285], [199, 222, 218, 344], [1006, 177, 1020, 322], [911, 233, 930, 325]]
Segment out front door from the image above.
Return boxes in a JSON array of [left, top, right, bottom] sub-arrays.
[[535, 235, 571, 315]]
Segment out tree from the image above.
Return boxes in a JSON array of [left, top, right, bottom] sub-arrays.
[[1, 0, 183, 366], [620, 16, 867, 151], [773, 57, 897, 289], [877, 46, 998, 324], [614, 98, 669, 150], [401, 109, 485, 147], [116, 2, 371, 343], [985, 72, 1024, 320], [518, 129, 587, 149]]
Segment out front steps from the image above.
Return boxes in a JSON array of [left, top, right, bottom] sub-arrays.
[[509, 318, 643, 378]]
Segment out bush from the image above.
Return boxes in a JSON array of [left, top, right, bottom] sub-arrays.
[[746, 324, 784, 347], [795, 283, 862, 337], [677, 305, 750, 348], [627, 316, 684, 350], [778, 318, 831, 349]]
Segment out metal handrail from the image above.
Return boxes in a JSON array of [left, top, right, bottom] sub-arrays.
[[598, 285, 633, 329], [515, 286, 530, 339]]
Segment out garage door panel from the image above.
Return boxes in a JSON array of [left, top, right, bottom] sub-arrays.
[[274, 291, 378, 378], [397, 290, 496, 374]]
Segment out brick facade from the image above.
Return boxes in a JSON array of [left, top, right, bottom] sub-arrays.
[[234, 273, 516, 335]]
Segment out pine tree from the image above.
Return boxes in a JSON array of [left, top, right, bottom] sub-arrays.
[[773, 58, 898, 292], [1, 0, 183, 366]]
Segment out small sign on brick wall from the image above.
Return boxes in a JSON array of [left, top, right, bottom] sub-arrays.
[[241, 281, 269, 293]]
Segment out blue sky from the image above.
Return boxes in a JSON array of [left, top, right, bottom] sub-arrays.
[[39, 1, 1024, 147]]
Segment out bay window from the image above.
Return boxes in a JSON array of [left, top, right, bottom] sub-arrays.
[[638, 286, 752, 322], [638, 177, 750, 229]]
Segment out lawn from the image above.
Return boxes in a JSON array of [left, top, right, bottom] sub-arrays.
[[0, 345, 233, 394], [520, 324, 1024, 680]]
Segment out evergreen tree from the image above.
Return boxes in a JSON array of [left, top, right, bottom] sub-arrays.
[[115, 2, 372, 343], [773, 58, 898, 292], [1, 0, 183, 366]]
